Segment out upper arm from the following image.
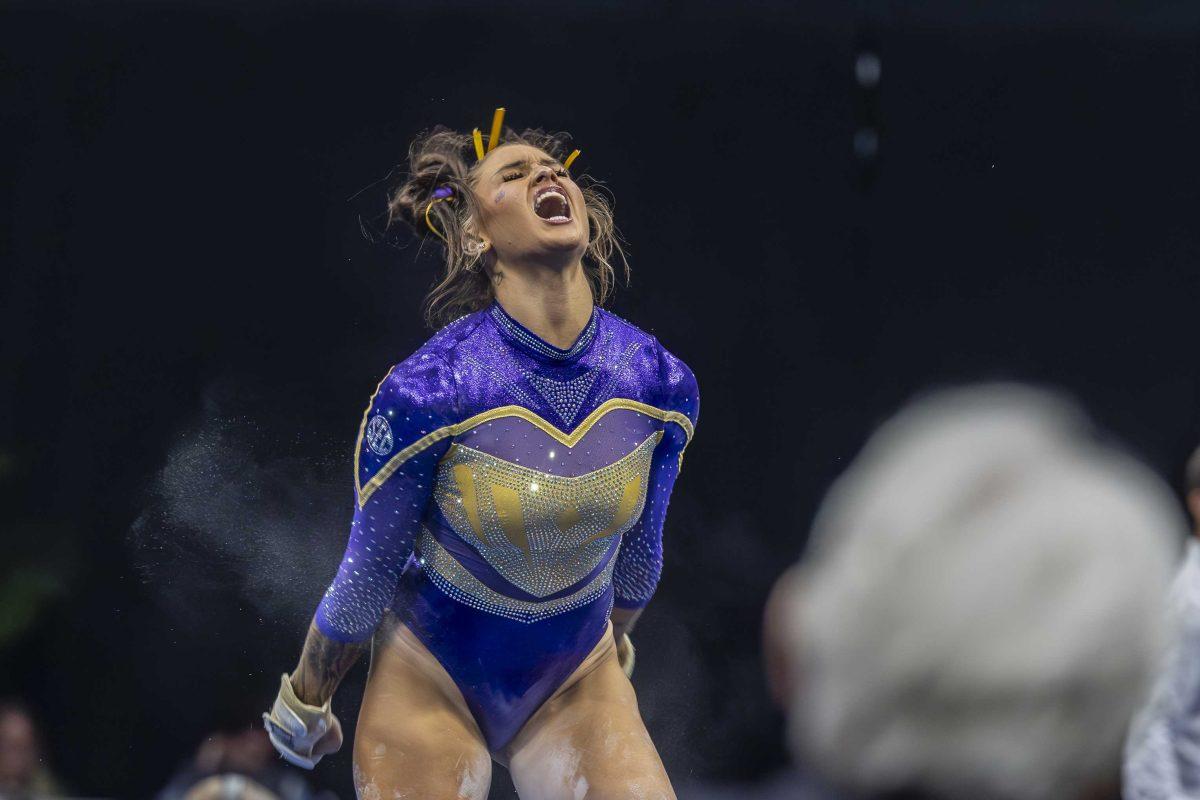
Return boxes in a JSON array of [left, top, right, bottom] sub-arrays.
[[354, 351, 460, 508], [315, 351, 459, 642], [612, 342, 699, 609]]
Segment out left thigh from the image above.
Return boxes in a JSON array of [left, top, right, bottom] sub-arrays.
[[505, 625, 675, 800]]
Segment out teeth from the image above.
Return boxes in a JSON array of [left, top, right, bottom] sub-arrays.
[[534, 189, 568, 211]]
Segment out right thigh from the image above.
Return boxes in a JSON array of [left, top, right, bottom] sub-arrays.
[[506, 624, 675, 800], [353, 618, 492, 800]]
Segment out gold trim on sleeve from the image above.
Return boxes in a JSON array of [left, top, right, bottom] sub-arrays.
[[356, 424, 459, 508], [353, 371, 394, 502]]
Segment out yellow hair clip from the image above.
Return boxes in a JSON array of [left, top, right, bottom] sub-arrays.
[[486, 107, 505, 154], [472, 107, 506, 161], [471, 108, 582, 173]]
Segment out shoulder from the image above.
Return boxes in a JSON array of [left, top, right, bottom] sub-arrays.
[[376, 309, 489, 407], [595, 307, 662, 359], [655, 338, 700, 425], [369, 309, 490, 418], [354, 314, 492, 499], [402, 307, 490, 377], [597, 306, 656, 345], [421, 308, 491, 359], [598, 307, 699, 425]]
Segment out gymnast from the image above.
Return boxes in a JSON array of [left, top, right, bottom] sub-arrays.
[[263, 108, 699, 799]]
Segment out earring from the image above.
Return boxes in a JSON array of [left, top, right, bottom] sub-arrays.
[[465, 238, 490, 270]]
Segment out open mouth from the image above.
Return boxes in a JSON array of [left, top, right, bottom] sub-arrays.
[[533, 186, 572, 225]]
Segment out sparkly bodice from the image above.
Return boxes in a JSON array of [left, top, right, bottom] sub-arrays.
[[313, 299, 698, 749], [433, 427, 662, 598]]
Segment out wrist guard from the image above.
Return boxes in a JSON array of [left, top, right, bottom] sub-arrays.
[[262, 673, 337, 769], [617, 632, 636, 678]]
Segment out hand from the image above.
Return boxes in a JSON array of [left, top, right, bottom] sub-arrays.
[[312, 714, 344, 758], [262, 673, 343, 769]]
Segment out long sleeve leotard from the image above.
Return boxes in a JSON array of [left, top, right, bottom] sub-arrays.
[[313, 300, 698, 751]]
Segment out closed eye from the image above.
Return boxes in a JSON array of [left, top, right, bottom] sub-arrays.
[[501, 167, 569, 182]]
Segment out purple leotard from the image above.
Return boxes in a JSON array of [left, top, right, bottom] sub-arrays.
[[314, 300, 699, 751]]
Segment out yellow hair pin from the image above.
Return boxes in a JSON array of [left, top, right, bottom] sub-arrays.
[[472, 107, 507, 162], [486, 107, 505, 153], [470, 107, 582, 172]]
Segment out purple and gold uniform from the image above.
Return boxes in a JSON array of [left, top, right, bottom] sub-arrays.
[[314, 300, 698, 751]]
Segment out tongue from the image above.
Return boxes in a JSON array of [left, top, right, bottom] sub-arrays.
[[536, 195, 567, 219]]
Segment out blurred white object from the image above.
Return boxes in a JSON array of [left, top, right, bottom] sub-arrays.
[[1124, 539, 1200, 800], [787, 384, 1183, 800]]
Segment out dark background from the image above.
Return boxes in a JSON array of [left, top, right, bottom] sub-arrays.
[[2, 1, 1198, 797]]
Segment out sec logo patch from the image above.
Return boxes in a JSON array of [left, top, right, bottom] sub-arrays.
[[365, 415, 394, 456]]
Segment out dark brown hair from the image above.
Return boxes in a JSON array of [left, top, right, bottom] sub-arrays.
[[386, 125, 629, 329]]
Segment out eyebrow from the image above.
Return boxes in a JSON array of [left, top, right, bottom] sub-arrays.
[[493, 156, 562, 175]]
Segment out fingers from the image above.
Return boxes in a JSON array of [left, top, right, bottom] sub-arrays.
[[313, 715, 344, 757]]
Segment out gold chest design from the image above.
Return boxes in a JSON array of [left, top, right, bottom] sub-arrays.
[[431, 429, 663, 599]]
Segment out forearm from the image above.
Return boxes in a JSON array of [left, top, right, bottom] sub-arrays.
[[289, 620, 368, 707]]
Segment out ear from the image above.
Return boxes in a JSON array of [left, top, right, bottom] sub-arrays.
[[462, 215, 493, 252], [463, 210, 489, 240], [1187, 489, 1200, 535]]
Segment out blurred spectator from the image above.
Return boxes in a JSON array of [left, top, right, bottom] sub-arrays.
[[1123, 443, 1200, 799], [157, 724, 326, 800], [1190, 446, 1200, 527], [0, 699, 64, 799], [688, 384, 1183, 800], [180, 775, 279, 800]]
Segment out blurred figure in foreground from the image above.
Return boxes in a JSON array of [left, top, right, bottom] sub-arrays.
[[706, 384, 1183, 800], [0, 700, 64, 799], [157, 724, 326, 800], [1124, 444, 1200, 799]]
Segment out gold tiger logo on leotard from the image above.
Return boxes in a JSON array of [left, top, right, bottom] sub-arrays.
[[433, 430, 661, 599]]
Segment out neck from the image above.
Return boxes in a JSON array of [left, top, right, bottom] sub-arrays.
[[491, 257, 594, 350]]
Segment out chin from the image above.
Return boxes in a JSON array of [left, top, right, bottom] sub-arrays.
[[534, 225, 586, 253]]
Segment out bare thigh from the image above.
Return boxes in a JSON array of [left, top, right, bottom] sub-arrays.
[[353, 616, 492, 800], [505, 623, 676, 800]]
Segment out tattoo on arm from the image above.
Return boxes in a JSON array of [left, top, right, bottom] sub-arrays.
[[290, 621, 368, 707]]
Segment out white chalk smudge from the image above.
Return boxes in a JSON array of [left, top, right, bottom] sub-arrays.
[[457, 749, 491, 799], [353, 762, 383, 800]]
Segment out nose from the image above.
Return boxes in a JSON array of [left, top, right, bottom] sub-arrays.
[[532, 165, 559, 185]]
